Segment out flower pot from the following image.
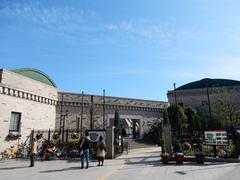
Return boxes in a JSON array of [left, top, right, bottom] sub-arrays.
[[161, 154, 169, 164], [195, 152, 204, 164], [175, 153, 184, 165]]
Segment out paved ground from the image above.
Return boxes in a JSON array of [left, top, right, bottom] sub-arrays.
[[1, 147, 240, 180]]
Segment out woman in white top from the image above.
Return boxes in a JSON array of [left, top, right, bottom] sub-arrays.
[[96, 136, 106, 166]]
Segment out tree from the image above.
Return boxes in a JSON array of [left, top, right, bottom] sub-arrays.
[[114, 110, 120, 135], [113, 110, 121, 153], [211, 92, 240, 155], [212, 92, 240, 129], [163, 110, 170, 126], [185, 107, 203, 135], [167, 105, 187, 137]]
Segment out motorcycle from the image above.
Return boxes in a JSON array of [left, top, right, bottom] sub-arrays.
[[43, 146, 58, 160]]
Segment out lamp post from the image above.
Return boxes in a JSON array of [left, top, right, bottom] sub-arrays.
[[59, 93, 64, 134], [90, 95, 93, 130], [206, 79, 213, 129], [80, 91, 84, 133], [61, 110, 68, 143], [173, 83, 180, 136], [206, 79, 216, 157], [173, 83, 177, 106], [103, 89, 106, 130]]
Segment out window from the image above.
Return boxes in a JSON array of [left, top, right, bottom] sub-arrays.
[[9, 112, 21, 132]]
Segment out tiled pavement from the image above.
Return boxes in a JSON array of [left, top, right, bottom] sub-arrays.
[[1, 147, 240, 180]]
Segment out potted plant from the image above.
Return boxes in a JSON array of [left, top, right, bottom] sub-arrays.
[[195, 151, 205, 164], [175, 152, 184, 165], [173, 141, 184, 164], [71, 133, 79, 139], [5, 132, 21, 141], [161, 152, 170, 164], [52, 133, 60, 140], [36, 133, 43, 140]]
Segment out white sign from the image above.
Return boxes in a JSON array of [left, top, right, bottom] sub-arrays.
[[204, 130, 228, 146], [88, 130, 106, 142]]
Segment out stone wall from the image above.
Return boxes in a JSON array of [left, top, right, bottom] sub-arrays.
[[56, 92, 167, 136], [0, 70, 58, 152], [0, 69, 168, 152], [167, 85, 240, 111]]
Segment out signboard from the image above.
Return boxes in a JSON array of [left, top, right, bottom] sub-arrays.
[[204, 130, 228, 146], [88, 130, 106, 142]]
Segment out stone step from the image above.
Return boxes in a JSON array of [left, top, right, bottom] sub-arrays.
[[123, 137, 157, 149]]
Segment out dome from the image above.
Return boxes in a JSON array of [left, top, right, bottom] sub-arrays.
[[12, 68, 57, 88], [177, 78, 240, 90]]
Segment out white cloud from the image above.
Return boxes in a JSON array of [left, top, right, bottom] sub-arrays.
[[170, 58, 240, 80], [87, 69, 152, 77], [107, 21, 133, 32], [141, 29, 153, 38]]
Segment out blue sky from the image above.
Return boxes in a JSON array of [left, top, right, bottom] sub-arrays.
[[1, 0, 240, 101]]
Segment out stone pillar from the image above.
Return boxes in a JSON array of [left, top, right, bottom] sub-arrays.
[[106, 127, 115, 159], [162, 125, 173, 154], [139, 118, 143, 139]]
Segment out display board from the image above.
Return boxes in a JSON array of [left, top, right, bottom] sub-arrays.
[[204, 130, 228, 146]]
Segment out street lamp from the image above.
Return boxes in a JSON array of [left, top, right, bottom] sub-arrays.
[[206, 79, 217, 157], [173, 83, 177, 106], [173, 83, 180, 135], [80, 91, 84, 133], [103, 89, 106, 130], [90, 95, 94, 130], [206, 79, 213, 130], [61, 110, 68, 143]]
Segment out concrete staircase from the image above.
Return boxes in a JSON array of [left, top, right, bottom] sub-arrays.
[[123, 136, 157, 150]]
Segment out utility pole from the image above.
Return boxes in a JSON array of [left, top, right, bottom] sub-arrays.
[[80, 91, 84, 133], [59, 93, 64, 133], [103, 89, 106, 130], [61, 110, 68, 143], [206, 79, 216, 157], [173, 83, 177, 106], [90, 95, 93, 130], [173, 83, 180, 135], [206, 79, 213, 129]]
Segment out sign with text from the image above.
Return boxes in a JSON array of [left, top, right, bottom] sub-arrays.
[[204, 130, 228, 146], [88, 130, 106, 142]]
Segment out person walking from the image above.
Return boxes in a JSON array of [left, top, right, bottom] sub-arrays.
[[80, 132, 91, 169], [97, 136, 106, 166], [29, 138, 37, 167]]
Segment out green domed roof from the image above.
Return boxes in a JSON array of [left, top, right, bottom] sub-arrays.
[[12, 68, 57, 88], [177, 78, 240, 90]]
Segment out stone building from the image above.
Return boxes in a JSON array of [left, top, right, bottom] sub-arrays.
[[0, 68, 168, 152], [0, 68, 58, 152], [167, 78, 240, 112]]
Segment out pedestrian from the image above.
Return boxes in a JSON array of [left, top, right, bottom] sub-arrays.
[[29, 138, 37, 167], [79, 131, 91, 169], [97, 136, 106, 166]]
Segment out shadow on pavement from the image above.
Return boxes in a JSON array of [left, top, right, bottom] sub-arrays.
[[40, 166, 95, 173], [118, 155, 160, 160], [175, 163, 240, 176], [40, 166, 81, 173], [0, 166, 29, 170]]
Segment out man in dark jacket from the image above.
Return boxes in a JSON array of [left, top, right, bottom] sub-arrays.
[[80, 132, 91, 169]]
